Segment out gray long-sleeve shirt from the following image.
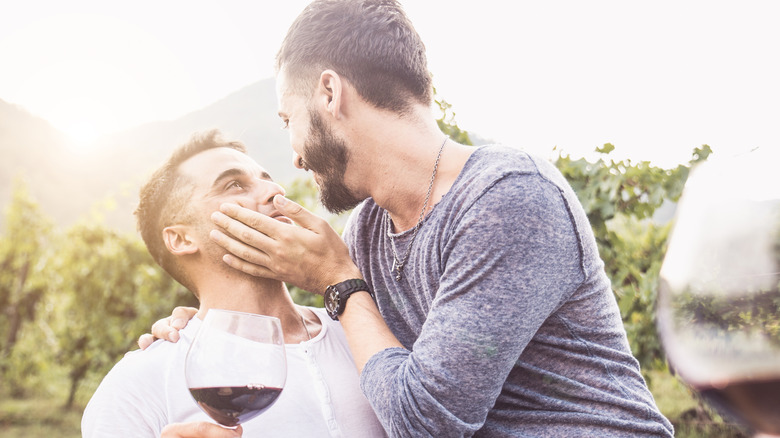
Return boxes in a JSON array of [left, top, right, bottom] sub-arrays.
[[343, 145, 673, 437]]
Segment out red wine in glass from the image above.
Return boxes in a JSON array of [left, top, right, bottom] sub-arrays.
[[189, 385, 283, 427], [695, 378, 780, 435], [185, 309, 287, 428]]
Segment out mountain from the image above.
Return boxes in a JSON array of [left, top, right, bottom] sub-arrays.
[[0, 99, 97, 228], [97, 77, 298, 184], [0, 78, 308, 232]]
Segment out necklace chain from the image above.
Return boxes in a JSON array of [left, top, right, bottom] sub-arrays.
[[386, 136, 448, 281]]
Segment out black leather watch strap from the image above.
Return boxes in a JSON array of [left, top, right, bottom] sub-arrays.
[[324, 278, 371, 320]]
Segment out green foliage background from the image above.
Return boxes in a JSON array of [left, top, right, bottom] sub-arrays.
[[0, 99, 744, 436], [556, 143, 712, 376], [0, 180, 198, 411]]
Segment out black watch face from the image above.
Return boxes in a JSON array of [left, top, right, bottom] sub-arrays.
[[325, 288, 340, 315]]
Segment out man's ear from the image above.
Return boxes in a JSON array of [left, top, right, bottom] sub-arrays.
[[317, 69, 344, 119], [162, 225, 198, 256]]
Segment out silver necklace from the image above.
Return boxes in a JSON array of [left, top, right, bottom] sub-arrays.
[[386, 136, 448, 281], [299, 310, 312, 341]]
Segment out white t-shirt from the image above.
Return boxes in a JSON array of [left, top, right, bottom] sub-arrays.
[[82, 307, 386, 438]]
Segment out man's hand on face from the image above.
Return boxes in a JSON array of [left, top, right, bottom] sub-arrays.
[[161, 422, 242, 437], [209, 195, 363, 294], [137, 306, 198, 350]]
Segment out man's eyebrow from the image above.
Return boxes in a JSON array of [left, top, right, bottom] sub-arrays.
[[211, 168, 246, 189], [211, 168, 274, 189], [277, 110, 288, 118]]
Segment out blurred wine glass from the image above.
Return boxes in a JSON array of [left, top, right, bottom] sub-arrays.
[[658, 148, 780, 437], [185, 309, 286, 428]]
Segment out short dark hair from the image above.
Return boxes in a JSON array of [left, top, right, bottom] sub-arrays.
[[135, 130, 246, 291], [276, 0, 432, 114]]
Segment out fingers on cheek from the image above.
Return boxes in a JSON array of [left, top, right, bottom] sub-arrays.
[[212, 218, 243, 240], [249, 264, 265, 277], [236, 244, 257, 262], [244, 215, 263, 230], [224, 254, 253, 270], [210, 230, 226, 244], [212, 232, 240, 254], [226, 208, 260, 231], [223, 254, 238, 267], [239, 227, 255, 243], [227, 256, 262, 277], [220, 222, 239, 239], [211, 211, 229, 229]]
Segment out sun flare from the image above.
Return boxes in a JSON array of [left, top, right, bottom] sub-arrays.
[[61, 120, 100, 153]]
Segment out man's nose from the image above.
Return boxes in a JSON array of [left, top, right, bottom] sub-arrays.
[[293, 152, 306, 170], [252, 179, 286, 207]]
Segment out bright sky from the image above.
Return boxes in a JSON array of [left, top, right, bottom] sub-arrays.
[[1, 0, 778, 167]]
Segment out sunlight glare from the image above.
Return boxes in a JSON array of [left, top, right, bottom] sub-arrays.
[[62, 120, 100, 152]]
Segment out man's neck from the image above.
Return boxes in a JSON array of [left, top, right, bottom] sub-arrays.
[[355, 118, 475, 231], [193, 274, 313, 343]]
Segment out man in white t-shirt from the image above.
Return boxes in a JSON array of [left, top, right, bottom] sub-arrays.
[[81, 130, 385, 438]]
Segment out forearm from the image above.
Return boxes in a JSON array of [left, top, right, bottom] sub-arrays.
[[339, 291, 404, 373], [360, 346, 494, 437], [338, 287, 489, 436]]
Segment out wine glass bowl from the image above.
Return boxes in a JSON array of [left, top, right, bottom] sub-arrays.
[[185, 309, 286, 427], [657, 149, 780, 436]]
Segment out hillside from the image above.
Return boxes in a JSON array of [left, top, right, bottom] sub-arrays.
[[0, 78, 307, 232], [0, 99, 96, 227]]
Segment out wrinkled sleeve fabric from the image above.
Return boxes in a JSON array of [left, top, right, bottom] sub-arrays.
[[357, 173, 586, 437]]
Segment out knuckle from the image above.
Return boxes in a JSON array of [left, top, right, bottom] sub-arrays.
[[271, 246, 286, 259], [240, 248, 254, 260], [247, 215, 262, 227]]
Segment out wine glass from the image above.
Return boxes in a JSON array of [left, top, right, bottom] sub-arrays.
[[657, 148, 780, 437], [185, 309, 287, 428]]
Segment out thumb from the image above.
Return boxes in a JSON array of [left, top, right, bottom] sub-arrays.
[[274, 195, 321, 230]]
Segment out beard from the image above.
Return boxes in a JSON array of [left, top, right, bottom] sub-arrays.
[[303, 109, 364, 213]]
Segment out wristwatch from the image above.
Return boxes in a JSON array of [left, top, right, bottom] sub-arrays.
[[324, 279, 372, 321]]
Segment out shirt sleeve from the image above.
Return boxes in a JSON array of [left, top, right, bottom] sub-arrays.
[[81, 350, 167, 437], [359, 173, 587, 437]]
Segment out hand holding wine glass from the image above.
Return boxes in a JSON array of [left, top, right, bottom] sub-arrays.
[[160, 422, 243, 437], [185, 309, 286, 429], [658, 149, 780, 437]]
